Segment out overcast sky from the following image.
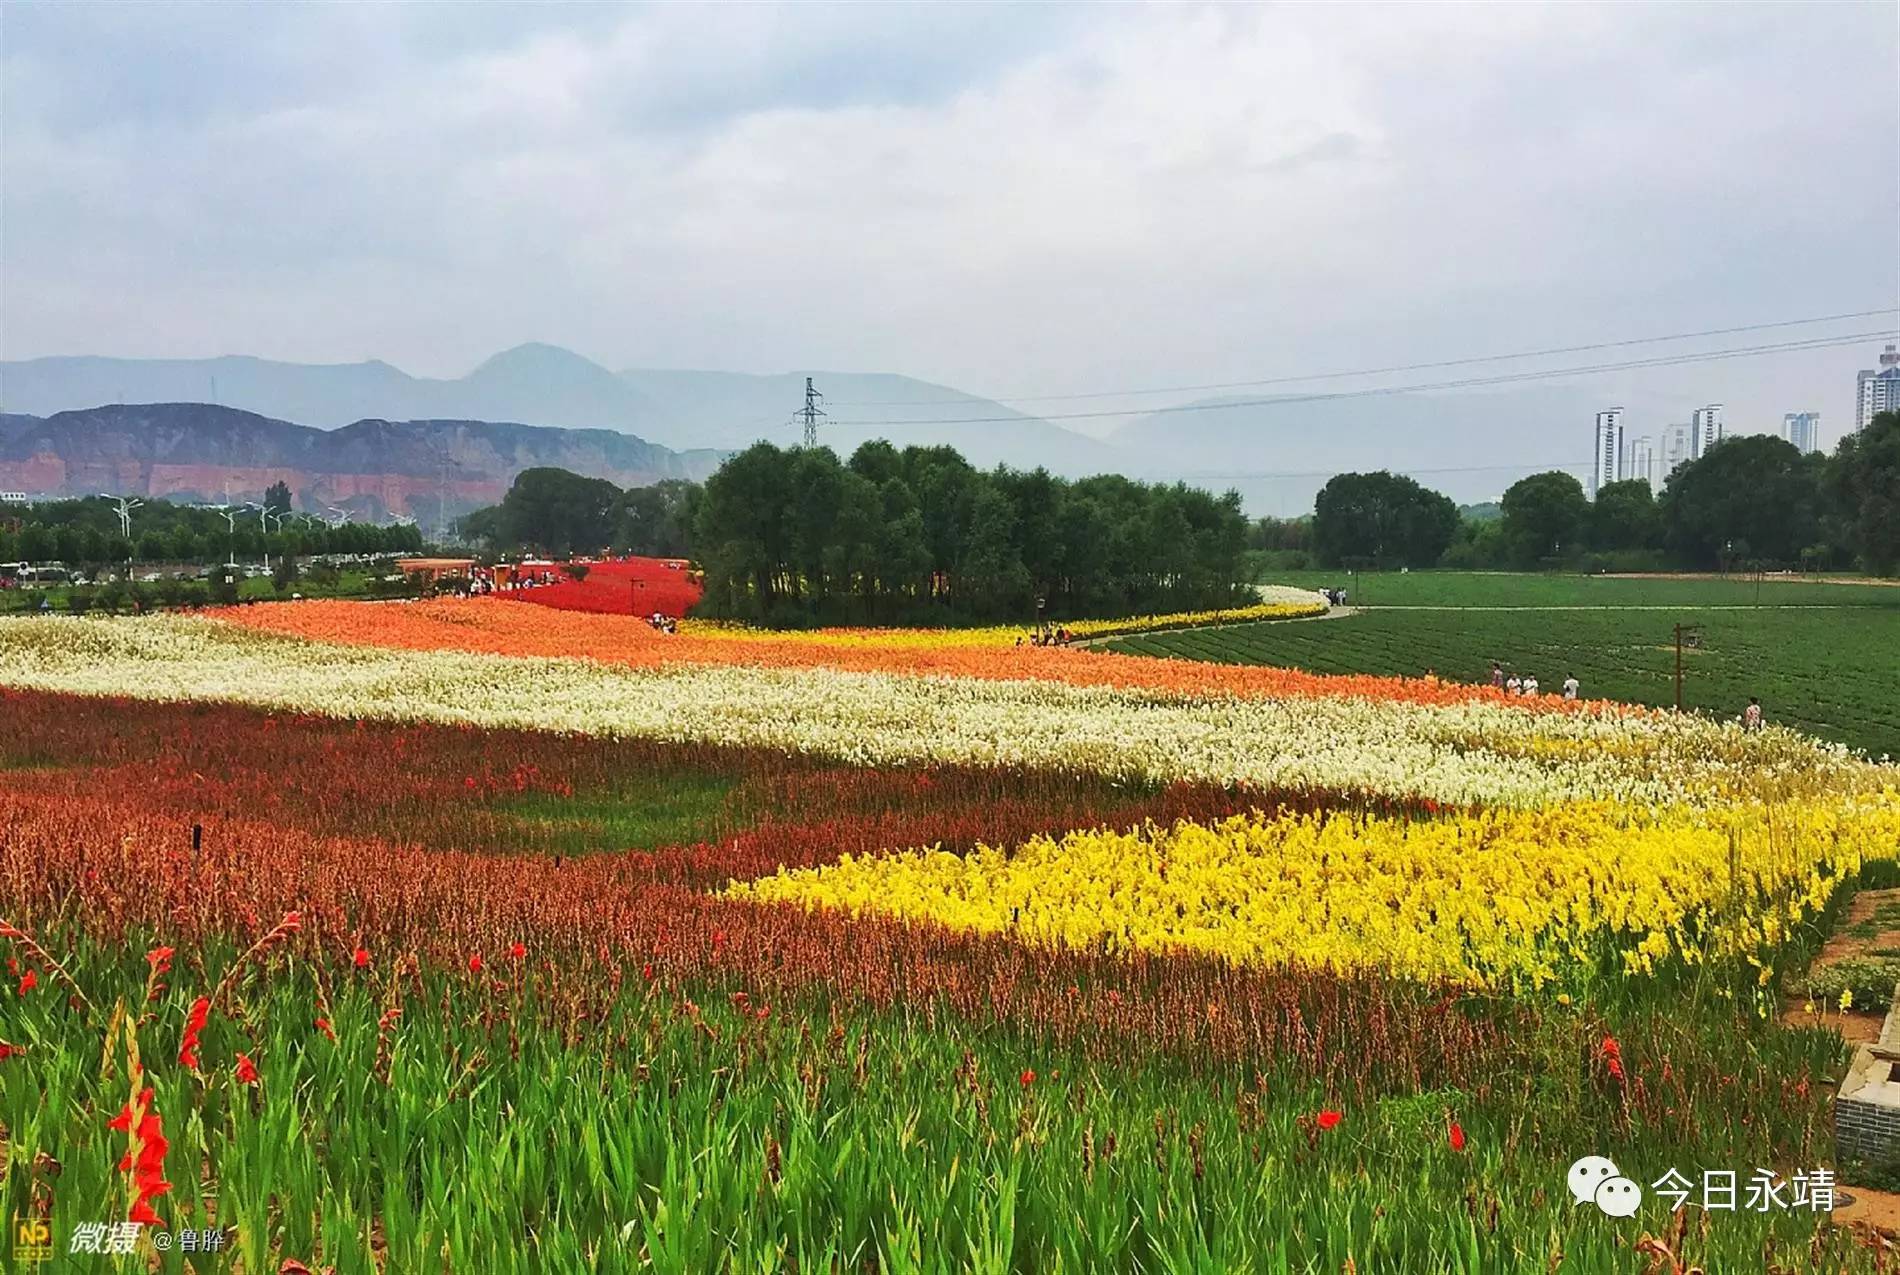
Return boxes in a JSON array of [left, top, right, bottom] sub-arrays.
[[4, 2, 1896, 448]]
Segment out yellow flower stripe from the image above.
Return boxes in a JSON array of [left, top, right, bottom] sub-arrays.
[[730, 796, 1900, 989], [677, 600, 1327, 648]]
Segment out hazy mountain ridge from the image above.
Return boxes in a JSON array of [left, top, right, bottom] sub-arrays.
[[0, 403, 722, 523], [0, 346, 1116, 475], [3, 348, 1659, 515]]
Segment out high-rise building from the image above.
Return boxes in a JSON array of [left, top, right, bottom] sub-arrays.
[[1782, 412, 1821, 455], [1858, 344, 1900, 430], [1622, 434, 1657, 489], [1691, 404, 1724, 458], [1591, 409, 1624, 497]]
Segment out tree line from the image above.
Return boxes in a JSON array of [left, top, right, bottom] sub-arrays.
[[460, 443, 1253, 624], [0, 486, 423, 568], [1270, 410, 1900, 575]]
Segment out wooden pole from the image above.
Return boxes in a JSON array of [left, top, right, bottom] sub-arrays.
[[1674, 623, 1684, 712]]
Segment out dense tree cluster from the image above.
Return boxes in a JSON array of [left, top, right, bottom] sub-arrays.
[[693, 442, 1251, 624], [1309, 411, 1900, 574], [1311, 472, 1460, 568], [455, 469, 700, 559], [0, 494, 422, 567]]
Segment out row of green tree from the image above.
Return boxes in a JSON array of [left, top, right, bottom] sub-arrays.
[[0, 485, 424, 568], [459, 442, 1254, 624], [1286, 410, 1900, 573]]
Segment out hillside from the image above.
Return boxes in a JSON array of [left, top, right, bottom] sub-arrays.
[[0, 347, 1116, 475], [0, 403, 723, 523]]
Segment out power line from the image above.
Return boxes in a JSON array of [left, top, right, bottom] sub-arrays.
[[828, 329, 1898, 428], [1146, 460, 1593, 482], [826, 307, 1899, 408]]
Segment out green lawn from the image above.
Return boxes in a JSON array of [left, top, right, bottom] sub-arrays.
[[494, 774, 738, 855], [1113, 578, 1900, 758], [1268, 568, 1900, 609]]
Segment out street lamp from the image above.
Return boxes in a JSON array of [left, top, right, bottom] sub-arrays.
[[214, 505, 241, 569], [98, 494, 143, 577]]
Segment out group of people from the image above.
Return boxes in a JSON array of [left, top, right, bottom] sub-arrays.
[[1322, 587, 1349, 607], [1017, 627, 1074, 647], [1489, 661, 1582, 702], [646, 611, 679, 634]]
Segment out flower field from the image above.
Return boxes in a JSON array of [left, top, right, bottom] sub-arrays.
[[501, 556, 703, 617], [1, 601, 1898, 1270]]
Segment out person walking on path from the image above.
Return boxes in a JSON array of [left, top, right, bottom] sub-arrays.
[[1743, 697, 1763, 731], [1490, 662, 1505, 689], [1562, 674, 1580, 702]]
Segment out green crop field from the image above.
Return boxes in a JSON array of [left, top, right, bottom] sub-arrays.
[[1112, 573, 1900, 758], [1266, 569, 1900, 609]]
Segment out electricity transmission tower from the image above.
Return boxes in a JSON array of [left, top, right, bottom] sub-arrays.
[[798, 377, 826, 447]]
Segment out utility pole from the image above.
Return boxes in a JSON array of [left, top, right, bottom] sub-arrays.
[[1672, 622, 1704, 712], [799, 377, 826, 447]]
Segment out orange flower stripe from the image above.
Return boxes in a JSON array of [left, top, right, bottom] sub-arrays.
[[211, 598, 1582, 712]]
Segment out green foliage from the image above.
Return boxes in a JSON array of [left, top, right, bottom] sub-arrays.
[[1662, 434, 1821, 568], [614, 478, 698, 558], [483, 467, 621, 557], [495, 775, 735, 855], [0, 933, 1873, 1272], [1589, 479, 1661, 552], [695, 442, 1252, 625], [1804, 957, 1900, 1011], [1829, 410, 1900, 574], [0, 494, 419, 565], [1500, 471, 1590, 564], [1311, 471, 1459, 568]]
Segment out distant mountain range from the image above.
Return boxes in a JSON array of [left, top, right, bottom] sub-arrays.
[[0, 345, 1631, 516], [0, 345, 1115, 476], [0, 403, 722, 524]]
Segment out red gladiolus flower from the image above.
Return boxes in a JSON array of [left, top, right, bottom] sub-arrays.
[[1019, 1068, 1036, 1087], [352, 947, 371, 969], [467, 953, 483, 973], [1601, 1034, 1626, 1083], [178, 996, 210, 1070], [234, 1053, 259, 1085], [17, 969, 36, 995], [145, 947, 174, 975], [1449, 1120, 1466, 1151], [109, 1087, 171, 1227], [0, 1041, 18, 1061], [641, 963, 654, 981], [315, 1017, 335, 1042], [1316, 1109, 1343, 1131], [509, 942, 526, 961]]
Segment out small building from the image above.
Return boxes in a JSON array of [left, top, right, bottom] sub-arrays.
[[394, 557, 477, 584]]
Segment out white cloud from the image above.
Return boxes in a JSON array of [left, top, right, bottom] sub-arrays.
[[2, 1, 1894, 443]]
